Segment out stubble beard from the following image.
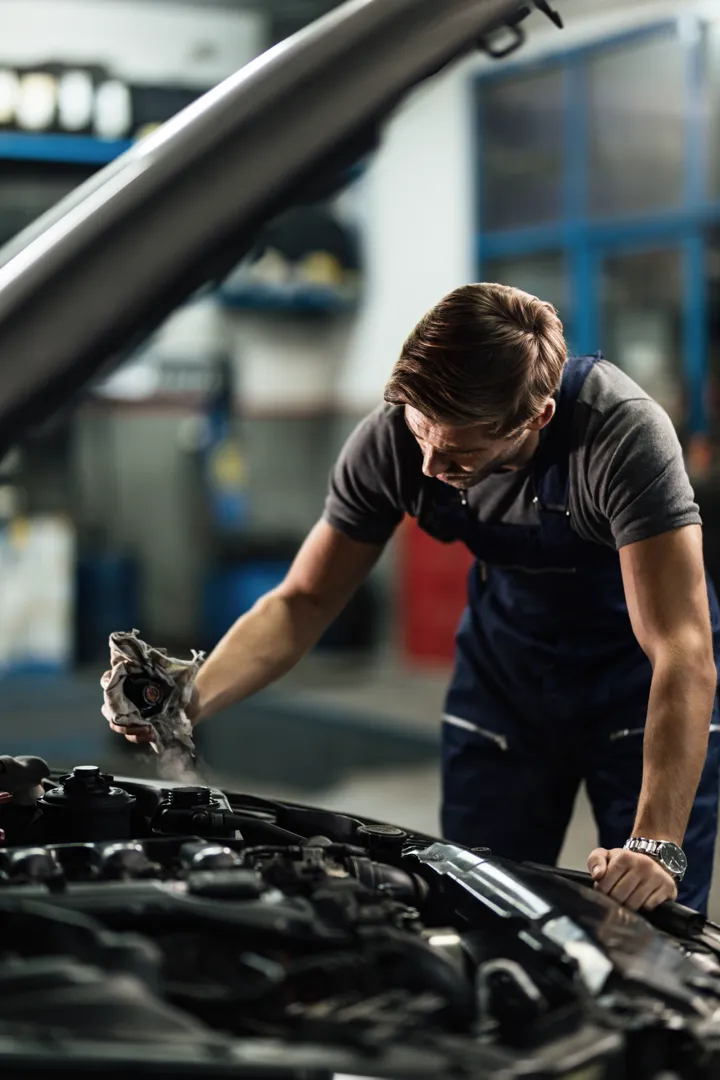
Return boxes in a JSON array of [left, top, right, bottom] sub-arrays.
[[440, 430, 534, 490]]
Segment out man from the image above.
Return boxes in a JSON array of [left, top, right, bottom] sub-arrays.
[[111, 283, 720, 914]]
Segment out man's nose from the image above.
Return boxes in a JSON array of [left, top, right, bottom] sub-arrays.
[[421, 447, 447, 478]]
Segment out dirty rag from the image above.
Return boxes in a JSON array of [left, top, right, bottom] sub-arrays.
[[101, 629, 205, 783]]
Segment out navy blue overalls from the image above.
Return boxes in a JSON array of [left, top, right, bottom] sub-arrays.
[[421, 353, 720, 914]]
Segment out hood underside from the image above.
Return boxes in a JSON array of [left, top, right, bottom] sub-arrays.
[[0, 0, 538, 456]]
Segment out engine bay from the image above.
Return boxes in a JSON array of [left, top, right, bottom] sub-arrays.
[[2, 756, 720, 1078]]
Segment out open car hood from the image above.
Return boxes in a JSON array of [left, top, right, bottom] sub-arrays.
[[0, 0, 545, 456]]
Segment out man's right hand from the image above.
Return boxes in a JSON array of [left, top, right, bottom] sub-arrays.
[[105, 685, 200, 744], [102, 693, 155, 743], [106, 718, 155, 744]]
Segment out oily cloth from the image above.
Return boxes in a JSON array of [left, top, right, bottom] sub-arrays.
[[101, 629, 205, 782]]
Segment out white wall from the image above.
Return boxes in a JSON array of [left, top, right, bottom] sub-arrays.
[[336, 65, 475, 412], [0, 0, 264, 85]]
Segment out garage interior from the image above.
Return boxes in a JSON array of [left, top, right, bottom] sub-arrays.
[[1, 0, 720, 921]]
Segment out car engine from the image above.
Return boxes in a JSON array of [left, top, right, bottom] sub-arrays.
[[2, 754, 720, 1078]]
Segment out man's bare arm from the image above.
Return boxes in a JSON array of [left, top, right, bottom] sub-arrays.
[[589, 524, 717, 910], [621, 524, 717, 842], [113, 521, 384, 741]]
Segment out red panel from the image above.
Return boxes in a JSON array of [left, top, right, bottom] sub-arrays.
[[398, 517, 474, 667]]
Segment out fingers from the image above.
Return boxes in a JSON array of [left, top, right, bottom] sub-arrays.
[[642, 884, 673, 911], [101, 700, 154, 743], [621, 875, 677, 912], [591, 848, 678, 911], [610, 872, 660, 911], [587, 847, 610, 880], [110, 724, 153, 744], [604, 868, 643, 907], [104, 712, 154, 744], [593, 849, 632, 895]]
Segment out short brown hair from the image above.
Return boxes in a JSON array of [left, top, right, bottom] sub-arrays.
[[384, 283, 567, 436]]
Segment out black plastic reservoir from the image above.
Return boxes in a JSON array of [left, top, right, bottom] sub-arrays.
[[38, 765, 136, 843]]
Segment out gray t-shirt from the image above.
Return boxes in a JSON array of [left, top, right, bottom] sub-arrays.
[[323, 360, 700, 551]]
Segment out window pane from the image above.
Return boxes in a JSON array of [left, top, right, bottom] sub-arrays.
[[600, 248, 685, 429], [481, 67, 565, 231], [588, 33, 685, 218], [709, 24, 720, 200], [483, 252, 571, 332]]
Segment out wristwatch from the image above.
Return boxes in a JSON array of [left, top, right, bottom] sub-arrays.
[[623, 837, 687, 883]]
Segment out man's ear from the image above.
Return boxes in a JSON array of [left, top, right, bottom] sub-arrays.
[[527, 398, 556, 432]]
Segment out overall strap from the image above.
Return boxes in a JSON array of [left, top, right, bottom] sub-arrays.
[[534, 352, 603, 511]]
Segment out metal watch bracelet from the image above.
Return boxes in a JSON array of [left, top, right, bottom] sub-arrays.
[[623, 837, 687, 882]]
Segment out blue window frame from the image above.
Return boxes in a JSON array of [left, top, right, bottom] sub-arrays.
[[475, 17, 719, 440]]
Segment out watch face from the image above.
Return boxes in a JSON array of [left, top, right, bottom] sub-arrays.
[[659, 842, 687, 875]]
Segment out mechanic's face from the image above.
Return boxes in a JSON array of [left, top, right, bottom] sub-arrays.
[[405, 402, 555, 489]]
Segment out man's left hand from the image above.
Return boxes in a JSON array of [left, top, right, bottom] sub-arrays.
[[587, 847, 678, 911]]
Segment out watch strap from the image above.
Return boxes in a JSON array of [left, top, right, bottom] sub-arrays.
[[623, 837, 685, 881], [625, 837, 660, 857]]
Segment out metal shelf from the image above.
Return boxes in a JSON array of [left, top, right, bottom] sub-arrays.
[[0, 131, 133, 164], [217, 283, 358, 313]]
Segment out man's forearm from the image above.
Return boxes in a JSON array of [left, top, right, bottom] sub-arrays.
[[191, 590, 332, 723], [633, 655, 717, 844]]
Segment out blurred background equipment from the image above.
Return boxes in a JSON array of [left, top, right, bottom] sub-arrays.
[[2, 0, 720, 916], [0, 514, 74, 676]]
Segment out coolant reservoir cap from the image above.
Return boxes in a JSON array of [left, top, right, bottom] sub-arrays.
[[39, 765, 135, 813], [356, 824, 407, 854], [358, 825, 405, 838], [73, 765, 101, 779], [63, 765, 113, 791]]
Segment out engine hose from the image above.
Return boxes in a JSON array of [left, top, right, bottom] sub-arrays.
[[363, 928, 475, 1028], [228, 817, 305, 846]]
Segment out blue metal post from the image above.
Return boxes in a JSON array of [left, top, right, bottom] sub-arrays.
[[574, 245, 599, 356]]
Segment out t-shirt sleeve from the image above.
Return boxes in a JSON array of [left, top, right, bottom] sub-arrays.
[[585, 398, 701, 549], [323, 406, 406, 545]]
